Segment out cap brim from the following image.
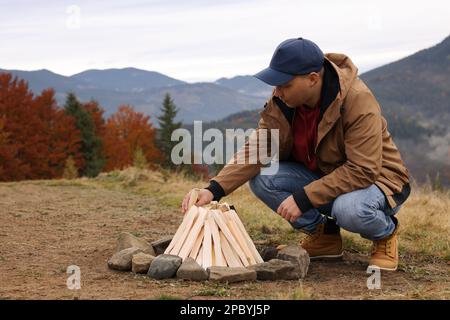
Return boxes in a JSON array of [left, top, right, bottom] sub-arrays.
[[253, 67, 294, 86]]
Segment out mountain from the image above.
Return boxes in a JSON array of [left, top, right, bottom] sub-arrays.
[[134, 82, 264, 122], [215, 75, 272, 98], [0, 68, 85, 93], [0, 67, 265, 123], [72, 67, 186, 92], [361, 35, 450, 129], [75, 82, 265, 123]]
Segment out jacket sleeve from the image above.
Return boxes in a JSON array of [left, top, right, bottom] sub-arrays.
[[294, 91, 383, 212], [205, 116, 274, 201]]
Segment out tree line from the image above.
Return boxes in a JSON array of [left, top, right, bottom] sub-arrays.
[[0, 72, 207, 181]]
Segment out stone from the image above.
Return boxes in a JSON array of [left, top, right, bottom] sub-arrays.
[[151, 236, 173, 256], [276, 245, 310, 279], [247, 259, 301, 280], [131, 252, 155, 274], [147, 254, 182, 279], [276, 244, 288, 251], [116, 232, 155, 256], [207, 266, 257, 283], [259, 246, 279, 262], [176, 257, 208, 281], [108, 247, 143, 271]]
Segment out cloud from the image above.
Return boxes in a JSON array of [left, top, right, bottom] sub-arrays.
[[0, 0, 449, 81]]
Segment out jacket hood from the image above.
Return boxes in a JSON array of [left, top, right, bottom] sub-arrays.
[[325, 53, 359, 100]]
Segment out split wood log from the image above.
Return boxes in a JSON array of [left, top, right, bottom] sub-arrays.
[[165, 202, 263, 269], [177, 207, 207, 259], [209, 216, 226, 266], [228, 209, 264, 264], [189, 226, 204, 260], [211, 210, 250, 267], [187, 188, 199, 210], [164, 205, 198, 254], [202, 214, 213, 268], [223, 211, 256, 265], [196, 246, 203, 266], [219, 231, 242, 267]]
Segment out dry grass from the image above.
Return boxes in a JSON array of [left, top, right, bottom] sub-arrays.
[[340, 185, 450, 262], [2, 167, 448, 300]]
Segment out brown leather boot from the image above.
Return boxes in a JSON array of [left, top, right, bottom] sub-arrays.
[[369, 217, 400, 271], [299, 219, 343, 259]]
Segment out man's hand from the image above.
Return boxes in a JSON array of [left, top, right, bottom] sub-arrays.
[[277, 195, 303, 223], [181, 188, 214, 213]]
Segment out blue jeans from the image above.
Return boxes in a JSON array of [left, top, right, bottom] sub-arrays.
[[249, 161, 401, 240]]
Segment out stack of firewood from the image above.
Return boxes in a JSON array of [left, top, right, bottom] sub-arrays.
[[164, 189, 263, 269]]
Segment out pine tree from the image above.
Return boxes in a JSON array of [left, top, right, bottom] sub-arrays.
[[157, 93, 182, 167], [64, 93, 104, 177]]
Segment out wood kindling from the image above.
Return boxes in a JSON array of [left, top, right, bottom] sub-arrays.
[[165, 202, 263, 269]]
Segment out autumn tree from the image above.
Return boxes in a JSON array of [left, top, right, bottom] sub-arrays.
[[0, 74, 58, 180], [0, 73, 39, 180], [103, 105, 161, 171], [64, 93, 104, 177], [0, 117, 6, 145], [34, 89, 83, 177], [157, 93, 182, 167], [0, 116, 10, 178], [0, 74, 83, 181]]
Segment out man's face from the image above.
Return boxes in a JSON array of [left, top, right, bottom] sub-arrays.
[[273, 74, 317, 108]]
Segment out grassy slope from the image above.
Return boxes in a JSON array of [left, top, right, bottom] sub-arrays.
[[2, 167, 448, 299]]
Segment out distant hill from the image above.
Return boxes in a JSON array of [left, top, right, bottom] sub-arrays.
[[72, 67, 185, 91], [361, 35, 450, 121], [215, 75, 272, 98], [120, 82, 265, 123], [0, 68, 85, 93], [0, 67, 265, 123]]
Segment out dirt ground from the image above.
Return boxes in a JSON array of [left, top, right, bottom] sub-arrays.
[[0, 181, 448, 300]]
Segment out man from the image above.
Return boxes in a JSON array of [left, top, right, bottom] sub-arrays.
[[182, 38, 410, 271]]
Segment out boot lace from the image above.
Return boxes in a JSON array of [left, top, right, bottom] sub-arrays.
[[300, 229, 321, 245], [372, 238, 393, 256]]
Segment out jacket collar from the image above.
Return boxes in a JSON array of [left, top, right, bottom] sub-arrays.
[[315, 54, 358, 150], [261, 53, 358, 144]]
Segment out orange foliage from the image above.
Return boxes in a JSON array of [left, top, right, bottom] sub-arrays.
[[102, 105, 161, 171], [0, 73, 82, 180], [33, 89, 83, 177], [0, 73, 163, 180]]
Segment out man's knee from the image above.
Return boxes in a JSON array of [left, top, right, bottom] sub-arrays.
[[332, 193, 377, 232]]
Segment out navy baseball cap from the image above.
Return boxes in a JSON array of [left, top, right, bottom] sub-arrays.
[[254, 37, 324, 86]]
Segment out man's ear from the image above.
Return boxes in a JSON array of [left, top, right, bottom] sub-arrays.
[[308, 72, 320, 87]]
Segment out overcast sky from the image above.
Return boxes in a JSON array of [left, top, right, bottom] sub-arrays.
[[1, 0, 449, 82]]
